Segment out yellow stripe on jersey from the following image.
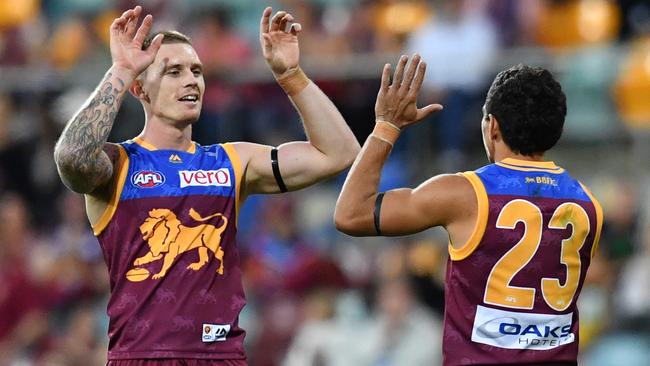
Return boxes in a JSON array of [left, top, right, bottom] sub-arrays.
[[133, 137, 197, 153], [221, 143, 242, 227], [579, 181, 604, 258], [496, 158, 565, 174], [91, 145, 129, 236], [449, 171, 489, 261], [501, 158, 560, 169], [133, 136, 157, 151]]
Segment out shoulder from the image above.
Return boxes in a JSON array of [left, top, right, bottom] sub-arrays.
[[417, 173, 474, 194], [415, 173, 477, 222], [419, 173, 476, 194]]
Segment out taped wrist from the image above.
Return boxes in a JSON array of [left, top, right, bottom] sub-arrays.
[[271, 148, 288, 192], [370, 121, 401, 147], [275, 67, 310, 96]]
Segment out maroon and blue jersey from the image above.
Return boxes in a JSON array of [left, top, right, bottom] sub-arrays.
[[444, 158, 603, 365], [91, 138, 246, 361]]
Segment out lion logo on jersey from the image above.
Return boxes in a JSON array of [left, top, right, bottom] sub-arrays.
[[129, 208, 228, 280]]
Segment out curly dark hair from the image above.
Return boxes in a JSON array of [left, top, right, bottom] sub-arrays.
[[484, 64, 567, 156]]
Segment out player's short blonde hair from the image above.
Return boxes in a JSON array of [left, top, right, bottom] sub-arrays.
[[142, 30, 192, 51]]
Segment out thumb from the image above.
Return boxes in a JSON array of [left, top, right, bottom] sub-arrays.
[[416, 103, 443, 121]]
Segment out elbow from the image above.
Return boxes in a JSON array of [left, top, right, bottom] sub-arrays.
[[53, 149, 94, 194], [345, 141, 361, 166], [53, 147, 73, 177], [333, 209, 349, 233], [333, 207, 367, 237], [335, 141, 361, 172]]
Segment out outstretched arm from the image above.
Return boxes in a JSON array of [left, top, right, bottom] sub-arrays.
[[54, 6, 162, 194], [232, 7, 360, 196], [334, 55, 473, 237]]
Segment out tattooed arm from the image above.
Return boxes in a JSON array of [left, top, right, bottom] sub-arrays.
[[54, 6, 162, 194], [54, 69, 130, 193]]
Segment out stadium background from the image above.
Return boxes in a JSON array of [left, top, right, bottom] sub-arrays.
[[0, 0, 649, 364]]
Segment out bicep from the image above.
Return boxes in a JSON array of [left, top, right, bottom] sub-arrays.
[[378, 174, 473, 236], [241, 141, 338, 195]]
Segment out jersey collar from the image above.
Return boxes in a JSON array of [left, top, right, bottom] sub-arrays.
[[133, 137, 196, 154], [496, 158, 564, 173]]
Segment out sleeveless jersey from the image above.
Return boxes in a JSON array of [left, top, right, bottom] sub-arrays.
[[92, 138, 246, 361], [443, 158, 603, 365]]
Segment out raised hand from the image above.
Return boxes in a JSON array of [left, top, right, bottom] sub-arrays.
[[259, 7, 302, 76], [375, 54, 443, 129], [109, 6, 163, 80]]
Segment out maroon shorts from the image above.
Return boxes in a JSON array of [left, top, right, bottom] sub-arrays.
[[107, 360, 246, 366]]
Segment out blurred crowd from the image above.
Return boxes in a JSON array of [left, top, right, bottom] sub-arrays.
[[1, 0, 650, 365]]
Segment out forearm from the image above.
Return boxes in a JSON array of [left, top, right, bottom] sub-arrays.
[[334, 132, 393, 236], [279, 70, 360, 165], [54, 66, 133, 192]]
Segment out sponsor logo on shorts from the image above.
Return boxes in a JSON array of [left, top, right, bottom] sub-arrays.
[[471, 305, 574, 350], [132, 170, 165, 188], [179, 169, 231, 188], [202, 323, 230, 342]]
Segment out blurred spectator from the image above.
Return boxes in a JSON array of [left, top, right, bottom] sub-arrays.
[[600, 181, 639, 264], [535, 0, 621, 49], [190, 7, 254, 143], [613, 34, 650, 128], [48, 17, 93, 71], [283, 1, 352, 57], [243, 196, 319, 297], [191, 8, 253, 74], [615, 218, 650, 320], [39, 305, 107, 366], [282, 257, 351, 366], [0, 193, 50, 363], [0, 0, 39, 29], [405, 0, 497, 169], [356, 276, 442, 366], [487, 0, 544, 47], [0, 0, 39, 65], [372, 0, 431, 52], [615, 0, 650, 41], [0, 93, 40, 204], [283, 288, 366, 366]]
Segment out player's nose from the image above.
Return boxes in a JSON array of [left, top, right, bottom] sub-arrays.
[[181, 70, 199, 87]]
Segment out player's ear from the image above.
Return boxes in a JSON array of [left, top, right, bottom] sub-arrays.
[[129, 79, 150, 103], [488, 113, 500, 141]]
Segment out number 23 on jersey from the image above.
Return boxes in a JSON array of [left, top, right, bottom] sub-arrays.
[[484, 199, 590, 311]]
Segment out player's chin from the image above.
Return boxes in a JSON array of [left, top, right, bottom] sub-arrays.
[[178, 110, 202, 124]]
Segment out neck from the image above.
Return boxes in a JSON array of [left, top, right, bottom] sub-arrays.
[[493, 143, 544, 163], [138, 117, 193, 150]]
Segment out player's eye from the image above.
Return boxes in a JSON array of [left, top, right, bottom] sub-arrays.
[[192, 69, 202, 77], [167, 69, 180, 75]]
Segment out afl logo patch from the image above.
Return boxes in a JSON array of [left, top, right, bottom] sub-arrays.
[[132, 170, 165, 188]]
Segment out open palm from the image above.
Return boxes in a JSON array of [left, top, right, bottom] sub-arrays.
[[109, 6, 163, 79], [375, 54, 443, 129], [259, 7, 302, 76]]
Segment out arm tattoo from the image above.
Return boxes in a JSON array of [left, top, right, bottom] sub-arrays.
[[54, 72, 126, 193]]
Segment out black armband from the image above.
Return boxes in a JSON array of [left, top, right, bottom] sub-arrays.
[[271, 148, 288, 193], [374, 192, 385, 236]]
